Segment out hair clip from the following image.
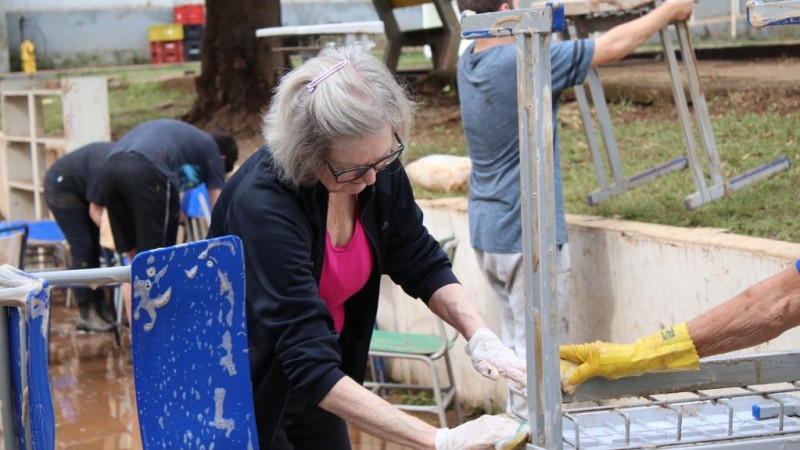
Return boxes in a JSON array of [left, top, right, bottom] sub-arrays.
[[306, 60, 349, 93]]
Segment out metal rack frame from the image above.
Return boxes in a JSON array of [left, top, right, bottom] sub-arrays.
[[563, 383, 800, 449], [462, 4, 564, 448], [461, 3, 800, 449]]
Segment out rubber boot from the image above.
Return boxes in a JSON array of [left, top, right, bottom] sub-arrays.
[[77, 304, 115, 333], [96, 291, 117, 325]]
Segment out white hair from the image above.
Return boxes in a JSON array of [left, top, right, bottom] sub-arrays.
[[263, 46, 416, 187]]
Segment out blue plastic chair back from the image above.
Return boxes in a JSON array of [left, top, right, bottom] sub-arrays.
[[1, 266, 55, 449], [130, 236, 258, 448], [181, 183, 211, 219]]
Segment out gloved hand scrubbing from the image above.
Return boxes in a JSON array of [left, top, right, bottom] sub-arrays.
[[559, 322, 700, 394], [466, 328, 527, 388], [435, 415, 529, 450]]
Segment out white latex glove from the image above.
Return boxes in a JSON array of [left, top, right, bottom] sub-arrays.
[[466, 328, 527, 387], [435, 415, 528, 450]]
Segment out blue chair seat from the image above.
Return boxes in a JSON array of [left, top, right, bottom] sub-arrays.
[[0, 220, 64, 244]]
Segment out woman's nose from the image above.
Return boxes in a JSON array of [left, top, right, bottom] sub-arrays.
[[361, 168, 378, 185]]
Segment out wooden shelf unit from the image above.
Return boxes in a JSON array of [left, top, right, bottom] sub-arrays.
[[0, 77, 110, 221]]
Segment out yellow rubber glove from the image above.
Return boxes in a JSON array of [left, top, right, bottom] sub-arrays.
[[559, 322, 700, 394]]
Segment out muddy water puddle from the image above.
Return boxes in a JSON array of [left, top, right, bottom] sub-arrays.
[[47, 291, 436, 449]]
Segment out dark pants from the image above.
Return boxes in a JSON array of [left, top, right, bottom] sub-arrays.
[[271, 405, 351, 450], [44, 185, 102, 309], [99, 152, 180, 253]]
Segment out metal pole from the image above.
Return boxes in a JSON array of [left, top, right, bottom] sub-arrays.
[[460, 4, 563, 448], [518, 26, 562, 449], [38, 265, 130, 289]]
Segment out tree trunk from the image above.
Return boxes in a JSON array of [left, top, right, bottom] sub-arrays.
[[184, 0, 283, 136]]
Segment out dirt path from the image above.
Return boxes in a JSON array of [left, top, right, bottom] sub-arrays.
[[595, 57, 800, 115]]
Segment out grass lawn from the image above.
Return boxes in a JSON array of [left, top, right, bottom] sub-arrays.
[[8, 52, 799, 243]]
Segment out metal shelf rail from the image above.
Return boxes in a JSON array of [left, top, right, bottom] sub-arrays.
[[462, 3, 800, 449], [562, 384, 800, 449], [747, 0, 800, 28], [560, 350, 800, 449]]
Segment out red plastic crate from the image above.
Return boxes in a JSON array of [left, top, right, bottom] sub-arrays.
[[174, 5, 205, 25], [150, 40, 185, 64]]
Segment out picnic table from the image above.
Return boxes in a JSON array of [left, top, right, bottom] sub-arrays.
[[256, 20, 385, 75]]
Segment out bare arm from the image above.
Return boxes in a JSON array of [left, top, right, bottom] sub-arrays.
[[89, 202, 104, 227], [687, 264, 800, 357], [318, 284, 523, 448], [207, 187, 221, 209], [319, 377, 437, 449], [427, 282, 486, 341], [592, 0, 696, 67], [560, 261, 800, 392]]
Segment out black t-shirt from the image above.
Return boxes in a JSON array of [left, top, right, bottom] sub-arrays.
[[106, 119, 225, 192], [45, 141, 114, 200]]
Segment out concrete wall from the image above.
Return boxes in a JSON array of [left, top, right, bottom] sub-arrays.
[[2, 0, 179, 69], [6, 9, 171, 69], [377, 198, 800, 412]]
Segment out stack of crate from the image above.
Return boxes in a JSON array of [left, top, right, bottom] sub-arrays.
[[174, 4, 205, 62], [148, 23, 185, 64]]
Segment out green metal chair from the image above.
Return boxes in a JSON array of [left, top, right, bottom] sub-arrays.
[[366, 237, 463, 428]]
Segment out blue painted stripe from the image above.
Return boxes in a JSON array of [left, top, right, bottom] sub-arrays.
[[748, 9, 800, 28], [462, 29, 512, 39], [549, 2, 566, 32], [729, 156, 790, 187], [765, 16, 800, 27], [795, 258, 800, 274]]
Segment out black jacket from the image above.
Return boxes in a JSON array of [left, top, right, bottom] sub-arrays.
[[209, 146, 458, 445]]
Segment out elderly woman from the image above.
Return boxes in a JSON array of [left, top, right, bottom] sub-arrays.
[[209, 47, 527, 448]]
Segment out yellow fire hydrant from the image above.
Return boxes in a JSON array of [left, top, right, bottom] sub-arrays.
[[21, 40, 37, 74]]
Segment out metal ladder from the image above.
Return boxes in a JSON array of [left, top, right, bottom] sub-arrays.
[[562, 13, 689, 206], [560, 1, 790, 209]]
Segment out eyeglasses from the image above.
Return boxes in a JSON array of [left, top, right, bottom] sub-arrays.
[[325, 133, 405, 183]]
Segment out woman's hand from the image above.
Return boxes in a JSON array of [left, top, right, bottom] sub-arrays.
[[466, 328, 527, 388], [435, 415, 528, 450]]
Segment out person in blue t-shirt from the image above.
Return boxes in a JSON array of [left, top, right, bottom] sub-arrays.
[[457, 0, 696, 415]]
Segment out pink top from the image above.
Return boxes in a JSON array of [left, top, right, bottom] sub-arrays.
[[318, 213, 373, 334]]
